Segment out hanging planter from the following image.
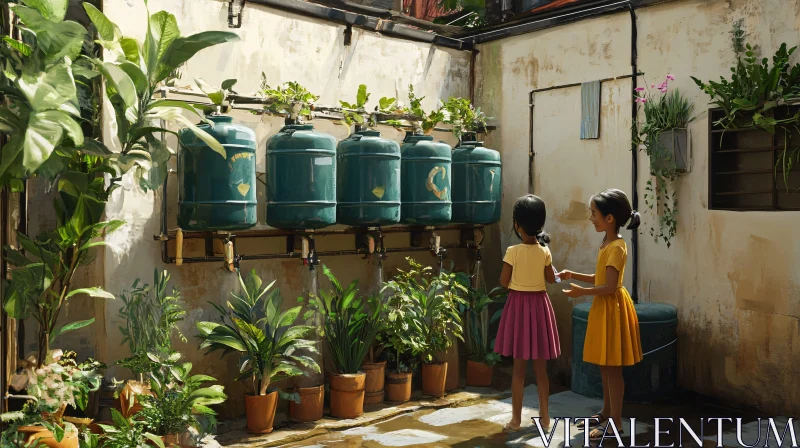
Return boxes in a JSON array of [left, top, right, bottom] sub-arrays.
[[634, 75, 695, 248]]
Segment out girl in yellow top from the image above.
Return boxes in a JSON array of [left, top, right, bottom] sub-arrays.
[[496, 195, 560, 432], [560, 189, 643, 441]]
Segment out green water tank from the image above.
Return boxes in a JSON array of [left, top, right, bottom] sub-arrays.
[[266, 124, 337, 229], [178, 115, 257, 230], [572, 302, 678, 402], [337, 130, 401, 226], [400, 134, 452, 225], [451, 137, 502, 224]]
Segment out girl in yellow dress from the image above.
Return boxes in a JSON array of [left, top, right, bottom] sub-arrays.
[[559, 188, 643, 440]]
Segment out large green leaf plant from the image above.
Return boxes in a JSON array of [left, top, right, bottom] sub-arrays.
[[303, 266, 384, 375], [196, 269, 320, 398], [81, 1, 240, 191]]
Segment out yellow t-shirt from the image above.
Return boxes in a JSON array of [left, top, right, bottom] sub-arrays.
[[503, 243, 552, 292]]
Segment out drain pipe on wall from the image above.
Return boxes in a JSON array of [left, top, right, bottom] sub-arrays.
[[629, 2, 639, 303]]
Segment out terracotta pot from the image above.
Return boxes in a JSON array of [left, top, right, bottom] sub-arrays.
[[245, 391, 278, 434], [88, 421, 113, 435], [18, 426, 78, 448], [119, 380, 152, 418], [328, 372, 366, 419], [445, 344, 460, 391], [465, 360, 494, 387], [362, 361, 386, 405], [288, 385, 324, 422], [384, 371, 412, 403], [421, 362, 448, 397]]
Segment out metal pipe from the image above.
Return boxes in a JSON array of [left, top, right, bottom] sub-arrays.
[[529, 91, 535, 193], [629, 2, 639, 303], [247, 0, 469, 50], [160, 244, 465, 264], [154, 224, 482, 241]]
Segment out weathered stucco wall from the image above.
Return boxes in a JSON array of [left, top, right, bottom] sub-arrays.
[[94, 0, 473, 418], [476, 0, 800, 414]]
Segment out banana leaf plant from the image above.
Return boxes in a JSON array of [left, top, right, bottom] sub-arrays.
[[196, 269, 320, 398], [302, 266, 384, 375], [0, 0, 95, 189], [81, 1, 240, 190]]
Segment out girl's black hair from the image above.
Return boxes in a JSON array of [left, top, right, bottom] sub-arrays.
[[591, 189, 641, 232], [512, 194, 550, 246]]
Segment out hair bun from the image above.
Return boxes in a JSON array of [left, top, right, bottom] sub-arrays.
[[536, 231, 551, 246], [626, 210, 641, 231]]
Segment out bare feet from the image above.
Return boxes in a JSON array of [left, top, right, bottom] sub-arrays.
[[503, 420, 522, 432], [532, 416, 551, 430]]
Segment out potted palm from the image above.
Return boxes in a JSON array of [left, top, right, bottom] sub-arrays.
[[138, 352, 226, 447], [459, 283, 506, 387], [115, 270, 186, 418], [304, 266, 383, 419], [196, 269, 319, 434], [388, 259, 466, 397]]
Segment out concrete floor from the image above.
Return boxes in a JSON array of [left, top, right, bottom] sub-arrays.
[[217, 364, 785, 448]]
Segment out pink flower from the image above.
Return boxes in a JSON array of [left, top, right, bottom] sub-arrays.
[[651, 84, 656, 88], [659, 87, 668, 93], [635, 97, 648, 103], [634, 87, 645, 92], [666, 74, 675, 81]]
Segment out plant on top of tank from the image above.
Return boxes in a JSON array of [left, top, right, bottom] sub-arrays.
[[302, 266, 385, 374], [196, 269, 319, 399], [195, 78, 238, 114], [442, 97, 489, 139], [340, 84, 400, 128], [260, 74, 319, 119], [387, 85, 445, 134]]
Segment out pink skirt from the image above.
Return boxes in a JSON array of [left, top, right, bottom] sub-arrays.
[[494, 290, 561, 360]]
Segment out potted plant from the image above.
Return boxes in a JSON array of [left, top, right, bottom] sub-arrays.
[[94, 409, 165, 448], [357, 294, 389, 406], [380, 273, 424, 403], [115, 270, 186, 418], [137, 352, 226, 447], [457, 279, 505, 387], [386, 258, 466, 397], [304, 266, 383, 419], [633, 74, 694, 247], [3, 349, 103, 448], [692, 22, 800, 191], [196, 269, 320, 434]]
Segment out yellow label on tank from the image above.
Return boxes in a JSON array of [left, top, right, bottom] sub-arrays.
[[372, 186, 385, 199], [237, 183, 251, 197], [426, 166, 448, 200]]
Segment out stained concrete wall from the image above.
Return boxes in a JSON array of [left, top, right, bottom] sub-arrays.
[[475, 0, 800, 414], [90, 0, 473, 418]]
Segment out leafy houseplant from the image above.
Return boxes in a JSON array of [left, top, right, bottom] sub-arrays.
[[386, 85, 445, 135], [196, 269, 319, 434], [304, 266, 383, 418], [385, 258, 466, 397], [692, 20, 800, 190], [138, 352, 226, 442], [339, 84, 398, 129], [633, 75, 694, 247], [116, 270, 187, 379], [456, 278, 505, 387], [3, 172, 120, 368], [96, 409, 166, 448], [3, 349, 103, 446]]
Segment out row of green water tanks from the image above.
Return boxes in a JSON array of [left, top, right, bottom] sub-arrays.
[[178, 115, 502, 230]]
